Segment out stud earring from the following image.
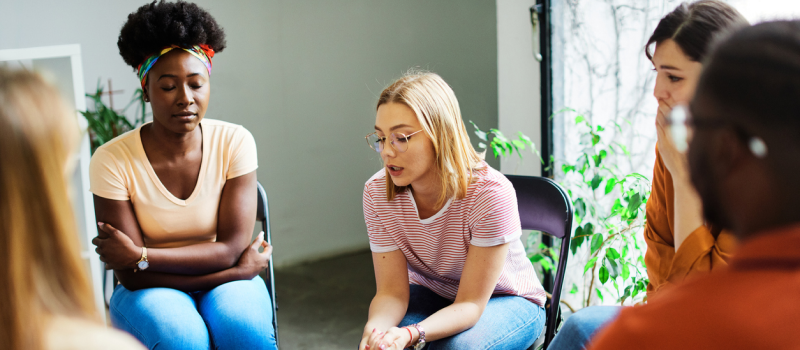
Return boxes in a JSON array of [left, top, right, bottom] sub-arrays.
[[748, 137, 768, 158]]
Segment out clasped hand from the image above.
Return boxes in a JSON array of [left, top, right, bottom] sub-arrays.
[[360, 327, 412, 350], [92, 222, 141, 270]]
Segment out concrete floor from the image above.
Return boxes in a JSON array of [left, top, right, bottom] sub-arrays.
[[274, 250, 375, 350]]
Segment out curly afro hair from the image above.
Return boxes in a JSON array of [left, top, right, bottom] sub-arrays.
[[117, 0, 226, 70]]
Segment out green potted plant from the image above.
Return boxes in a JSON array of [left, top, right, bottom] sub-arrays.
[[81, 80, 148, 154]]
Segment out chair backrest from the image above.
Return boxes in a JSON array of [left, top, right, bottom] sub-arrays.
[[506, 175, 572, 238], [256, 181, 279, 347], [505, 175, 573, 349], [257, 181, 269, 234]]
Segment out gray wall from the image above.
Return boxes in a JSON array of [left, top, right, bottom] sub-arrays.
[[0, 0, 498, 267], [497, 0, 542, 177]]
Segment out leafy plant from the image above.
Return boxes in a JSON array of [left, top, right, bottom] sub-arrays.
[[81, 80, 147, 153], [559, 110, 651, 306], [471, 110, 651, 307], [469, 121, 543, 163]]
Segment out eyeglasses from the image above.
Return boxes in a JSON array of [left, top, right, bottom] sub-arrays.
[[365, 130, 423, 153], [666, 104, 768, 158]]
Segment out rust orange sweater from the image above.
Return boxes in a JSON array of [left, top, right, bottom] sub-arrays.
[[643, 147, 737, 300], [591, 225, 800, 350]]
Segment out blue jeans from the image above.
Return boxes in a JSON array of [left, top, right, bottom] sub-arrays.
[[109, 276, 277, 350], [398, 285, 546, 350], [547, 306, 621, 350]]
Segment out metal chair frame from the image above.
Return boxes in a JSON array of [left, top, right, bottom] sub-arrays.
[[506, 175, 573, 350], [257, 181, 280, 347]]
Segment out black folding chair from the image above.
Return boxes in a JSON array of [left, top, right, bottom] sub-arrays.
[[505, 175, 573, 350], [257, 181, 279, 348]]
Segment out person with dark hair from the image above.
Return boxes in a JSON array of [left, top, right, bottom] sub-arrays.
[[590, 20, 800, 348], [548, 2, 747, 349], [89, 1, 277, 349]]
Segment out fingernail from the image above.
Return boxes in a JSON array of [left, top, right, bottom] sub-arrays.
[[379, 345, 385, 350], [97, 222, 104, 226], [365, 346, 370, 350]]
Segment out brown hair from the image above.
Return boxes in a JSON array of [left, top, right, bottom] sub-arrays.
[[0, 68, 97, 350], [645, 0, 748, 62], [377, 71, 483, 208]]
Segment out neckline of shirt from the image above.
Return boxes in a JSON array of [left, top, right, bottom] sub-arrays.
[[408, 190, 454, 224], [135, 121, 210, 206]]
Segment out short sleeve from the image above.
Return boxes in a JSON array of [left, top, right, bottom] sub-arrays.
[[469, 180, 522, 247], [363, 185, 399, 253], [227, 126, 258, 179], [89, 149, 130, 201]]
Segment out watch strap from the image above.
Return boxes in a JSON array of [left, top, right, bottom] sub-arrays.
[[134, 246, 148, 272], [410, 323, 426, 349]]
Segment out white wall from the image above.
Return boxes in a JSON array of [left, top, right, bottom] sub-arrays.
[[496, 0, 541, 176], [0, 0, 498, 267]]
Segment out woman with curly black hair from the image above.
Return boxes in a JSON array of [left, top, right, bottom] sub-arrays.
[[89, 1, 277, 349]]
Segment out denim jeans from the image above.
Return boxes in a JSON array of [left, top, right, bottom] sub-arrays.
[[109, 276, 277, 350], [398, 285, 546, 350], [546, 306, 621, 350]]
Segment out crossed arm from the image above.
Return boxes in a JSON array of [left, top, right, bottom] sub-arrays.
[[92, 171, 271, 292], [359, 242, 510, 350]]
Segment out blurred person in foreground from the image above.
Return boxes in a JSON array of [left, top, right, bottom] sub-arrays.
[[0, 68, 144, 350], [591, 20, 800, 349]]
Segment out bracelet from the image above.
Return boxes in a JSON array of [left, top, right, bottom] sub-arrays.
[[410, 323, 426, 349], [404, 327, 414, 348]]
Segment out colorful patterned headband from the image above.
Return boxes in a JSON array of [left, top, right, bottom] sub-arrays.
[[136, 44, 215, 88]]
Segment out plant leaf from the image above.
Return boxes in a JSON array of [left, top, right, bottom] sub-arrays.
[[605, 258, 620, 278], [590, 233, 603, 254], [604, 178, 617, 195], [621, 262, 630, 281], [590, 174, 602, 190], [599, 266, 609, 284], [583, 256, 598, 275]]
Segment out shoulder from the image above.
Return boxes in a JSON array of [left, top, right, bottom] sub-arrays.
[[364, 169, 387, 200], [90, 127, 142, 170], [93, 127, 139, 159], [202, 118, 253, 140], [467, 163, 515, 201], [594, 271, 738, 347]]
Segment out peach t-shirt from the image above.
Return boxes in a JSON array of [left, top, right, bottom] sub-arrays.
[[89, 119, 258, 248]]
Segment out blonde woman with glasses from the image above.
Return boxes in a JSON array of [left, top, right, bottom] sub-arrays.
[[359, 72, 546, 350], [0, 68, 144, 350]]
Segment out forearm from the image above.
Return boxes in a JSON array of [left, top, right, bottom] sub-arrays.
[[364, 293, 408, 334], [146, 241, 245, 275], [416, 301, 483, 342], [672, 174, 705, 251], [115, 265, 248, 292]]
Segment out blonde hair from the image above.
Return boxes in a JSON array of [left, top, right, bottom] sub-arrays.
[[377, 71, 484, 208], [0, 68, 97, 350]]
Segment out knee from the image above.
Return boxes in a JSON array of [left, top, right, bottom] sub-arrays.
[[152, 320, 210, 349], [560, 306, 619, 339], [109, 287, 210, 349]]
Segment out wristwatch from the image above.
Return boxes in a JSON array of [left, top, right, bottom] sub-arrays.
[[410, 323, 426, 350], [134, 247, 149, 272]]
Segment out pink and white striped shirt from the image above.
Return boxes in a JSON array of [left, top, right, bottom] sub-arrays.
[[363, 162, 546, 307]]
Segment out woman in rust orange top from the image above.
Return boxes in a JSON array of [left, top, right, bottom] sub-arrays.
[[548, 2, 748, 349]]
